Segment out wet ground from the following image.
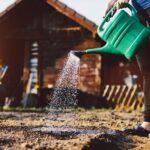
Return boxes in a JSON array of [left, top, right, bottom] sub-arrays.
[[0, 109, 150, 150]]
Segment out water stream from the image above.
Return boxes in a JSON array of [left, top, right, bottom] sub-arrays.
[[33, 51, 101, 137], [49, 52, 80, 110]]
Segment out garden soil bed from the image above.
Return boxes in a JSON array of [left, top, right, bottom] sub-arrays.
[[0, 109, 150, 150]]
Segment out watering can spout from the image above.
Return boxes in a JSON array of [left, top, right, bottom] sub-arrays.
[[70, 50, 87, 58], [70, 44, 116, 58], [85, 44, 119, 55]]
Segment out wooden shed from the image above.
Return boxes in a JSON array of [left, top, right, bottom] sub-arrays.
[[0, 0, 142, 107]]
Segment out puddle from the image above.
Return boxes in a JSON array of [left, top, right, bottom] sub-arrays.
[[32, 126, 101, 138]]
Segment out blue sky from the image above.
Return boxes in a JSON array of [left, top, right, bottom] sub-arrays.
[[0, 0, 16, 13], [0, 0, 108, 25]]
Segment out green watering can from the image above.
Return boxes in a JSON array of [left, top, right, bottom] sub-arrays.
[[72, 4, 150, 59]]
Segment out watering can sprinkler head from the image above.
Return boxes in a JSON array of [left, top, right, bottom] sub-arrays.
[[70, 50, 87, 58]]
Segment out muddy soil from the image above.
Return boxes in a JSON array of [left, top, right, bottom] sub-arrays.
[[0, 109, 150, 150]]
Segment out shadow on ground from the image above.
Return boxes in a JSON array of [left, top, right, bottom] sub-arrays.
[[82, 131, 136, 150], [0, 138, 15, 146], [32, 125, 136, 150]]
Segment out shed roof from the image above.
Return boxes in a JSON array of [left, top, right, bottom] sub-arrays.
[[0, 0, 108, 33], [59, 0, 108, 25]]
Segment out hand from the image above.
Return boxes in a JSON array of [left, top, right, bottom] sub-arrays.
[[116, 0, 129, 5], [105, 0, 129, 16], [115, 0, 130, 8], [105, 0, 117, 16]]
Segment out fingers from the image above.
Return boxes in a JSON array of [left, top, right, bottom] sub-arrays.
[[104, 0, 117, 16], [104, 0, 129, 17], [105, 8, 111, 17], [115, 0, 129, 8]]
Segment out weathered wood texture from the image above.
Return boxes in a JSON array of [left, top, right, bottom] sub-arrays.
[[101, 55, 142, 86], [102, 84, 144, 110], [0, 0, 143, 107], [0, 0, 101, 105]]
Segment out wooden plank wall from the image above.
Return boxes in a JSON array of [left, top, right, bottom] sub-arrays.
[[102, 84, 144, 111]]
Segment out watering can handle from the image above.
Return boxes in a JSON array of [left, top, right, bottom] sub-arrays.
[[99, 3, 137, 31]]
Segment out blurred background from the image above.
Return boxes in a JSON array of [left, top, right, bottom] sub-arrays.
[[0, 0, 143, 110]]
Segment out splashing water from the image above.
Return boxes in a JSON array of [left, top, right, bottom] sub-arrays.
[[33, 53, 103, 137], [49, 52, 80, 110]]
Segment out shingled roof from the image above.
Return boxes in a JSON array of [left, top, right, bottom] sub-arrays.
[[0, 0, 108, 34]]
